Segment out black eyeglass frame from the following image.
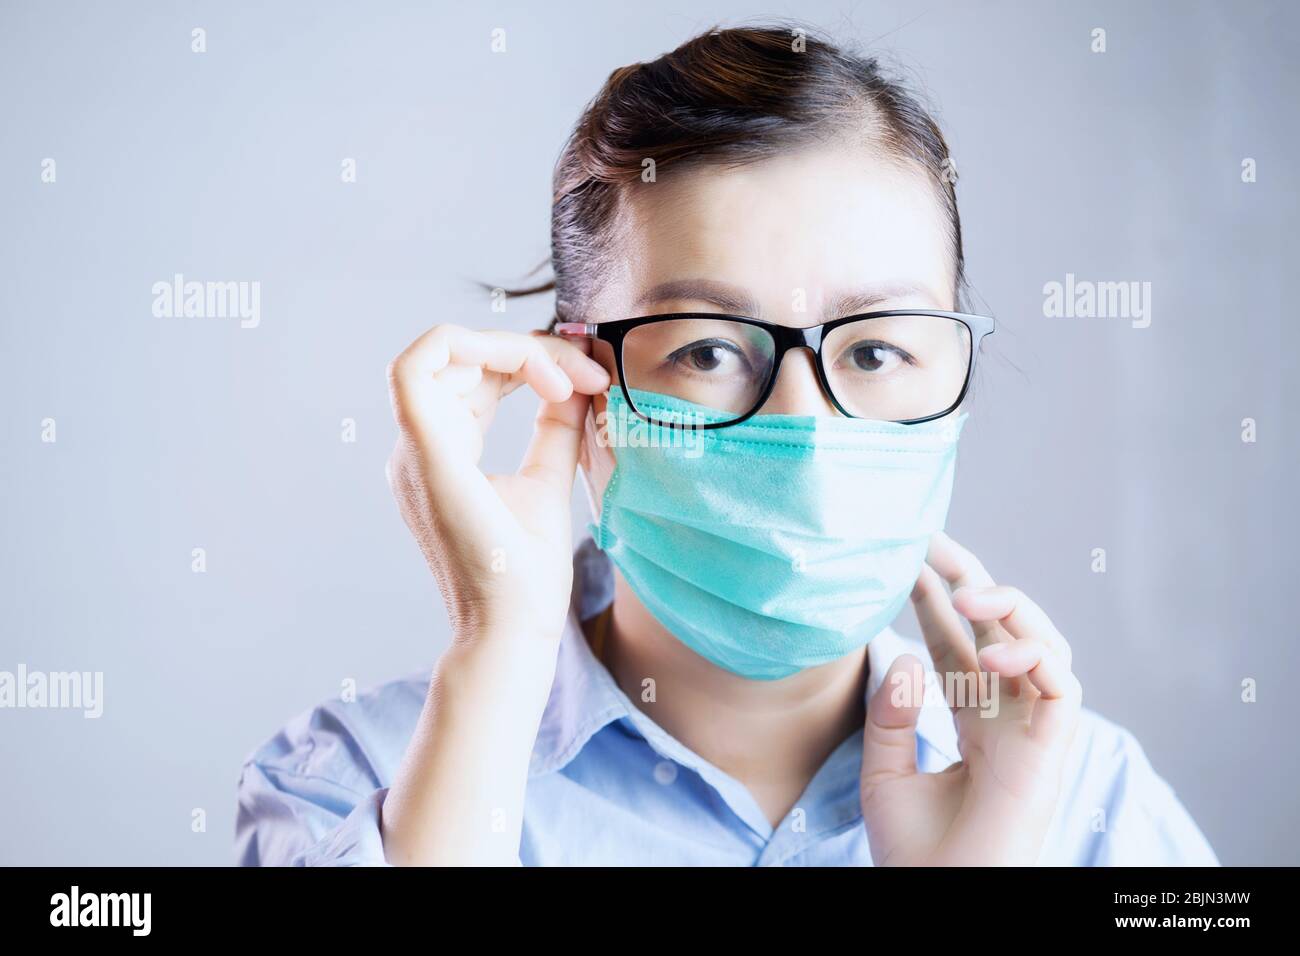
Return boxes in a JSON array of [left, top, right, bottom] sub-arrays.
[[555, 310, 996, 429]]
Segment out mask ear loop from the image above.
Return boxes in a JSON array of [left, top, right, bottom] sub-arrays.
[[577, 389, 615, 525]]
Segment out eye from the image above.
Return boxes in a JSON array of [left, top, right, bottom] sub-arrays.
[[667, 338, 753, 376], [684, 344, 724, 371], [838, 341, 912, 375]]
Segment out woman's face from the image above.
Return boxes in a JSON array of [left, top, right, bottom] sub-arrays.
[[579, 143, 957, 495]]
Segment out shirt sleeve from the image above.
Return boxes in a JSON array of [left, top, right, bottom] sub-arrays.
[[235, 676, 432, 865], [235, 760, 393, 867]]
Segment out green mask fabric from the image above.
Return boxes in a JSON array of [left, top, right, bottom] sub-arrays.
[[592, 388, 966, 680]]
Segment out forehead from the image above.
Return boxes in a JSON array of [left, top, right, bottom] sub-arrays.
[[600, 145, 955, 319]]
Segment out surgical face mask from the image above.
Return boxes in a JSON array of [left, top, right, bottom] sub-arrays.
[[591, 387, 965, 681]]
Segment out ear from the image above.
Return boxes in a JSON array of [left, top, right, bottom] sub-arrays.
[[578, 390, 616, 520]]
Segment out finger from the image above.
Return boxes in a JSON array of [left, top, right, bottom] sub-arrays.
[[476, 332, 573, 402], [862, 654, 925, 787], [394, 325, 573, 404], [951, 585, 1072, 670], [910, 563, 978, 677], [926, 531, 995, 589], [977, 639, 1082, 747], [517, 391, 591, 493], [390, 327, 578, 457], [468, 335, 609, 420], [386, 329, 530, 522], [491, 331, 610, 401], [530, 332, 611, 396], [391, 324, 486, 378], [925, 532, 1004, 651]]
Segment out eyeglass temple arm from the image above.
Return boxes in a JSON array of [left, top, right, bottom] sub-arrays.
[[553, 322, 596, 337]]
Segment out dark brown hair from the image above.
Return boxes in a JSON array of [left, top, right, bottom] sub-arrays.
[[517, 24, 965, 326]]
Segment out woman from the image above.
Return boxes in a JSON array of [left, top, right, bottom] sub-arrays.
[[236, 25, 1216, 866]]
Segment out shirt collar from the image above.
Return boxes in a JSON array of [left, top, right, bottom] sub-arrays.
[[529, 537, 961, 778]]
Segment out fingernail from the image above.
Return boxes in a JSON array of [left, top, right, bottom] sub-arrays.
[[978, 643, 1008, 665]]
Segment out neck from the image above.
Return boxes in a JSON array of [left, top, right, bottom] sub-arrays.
[[599, 576, 868, 828]]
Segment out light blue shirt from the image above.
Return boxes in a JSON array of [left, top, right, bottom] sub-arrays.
[[236, 538, 1218, 866]]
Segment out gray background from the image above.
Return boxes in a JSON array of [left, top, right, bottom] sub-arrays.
[[1, 0, 1295, 865]]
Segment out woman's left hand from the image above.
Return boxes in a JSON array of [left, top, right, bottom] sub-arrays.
[[859, 532, 1083, 866]]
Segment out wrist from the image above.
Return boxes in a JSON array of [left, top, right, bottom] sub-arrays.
[[434, 632, 561, 714]]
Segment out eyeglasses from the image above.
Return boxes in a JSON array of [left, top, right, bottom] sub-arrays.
[[555, 310, 995, 429]]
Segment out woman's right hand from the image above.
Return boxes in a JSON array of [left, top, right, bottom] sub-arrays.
[[382, 323, 610, 866], [385, 324, 610, 644]]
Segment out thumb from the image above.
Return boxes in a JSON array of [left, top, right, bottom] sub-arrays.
[[517, 391, 591, 493], [861, 654, 925, 789]]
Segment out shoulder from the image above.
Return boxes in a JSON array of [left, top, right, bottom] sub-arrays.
[[239, 673, 429, 797], [1043, 707, 1219, 866]]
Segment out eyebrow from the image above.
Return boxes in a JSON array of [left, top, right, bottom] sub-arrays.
[[824, 283, 936, 317], [632, 279, 760, 316], [632, 279, 939, 320]]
